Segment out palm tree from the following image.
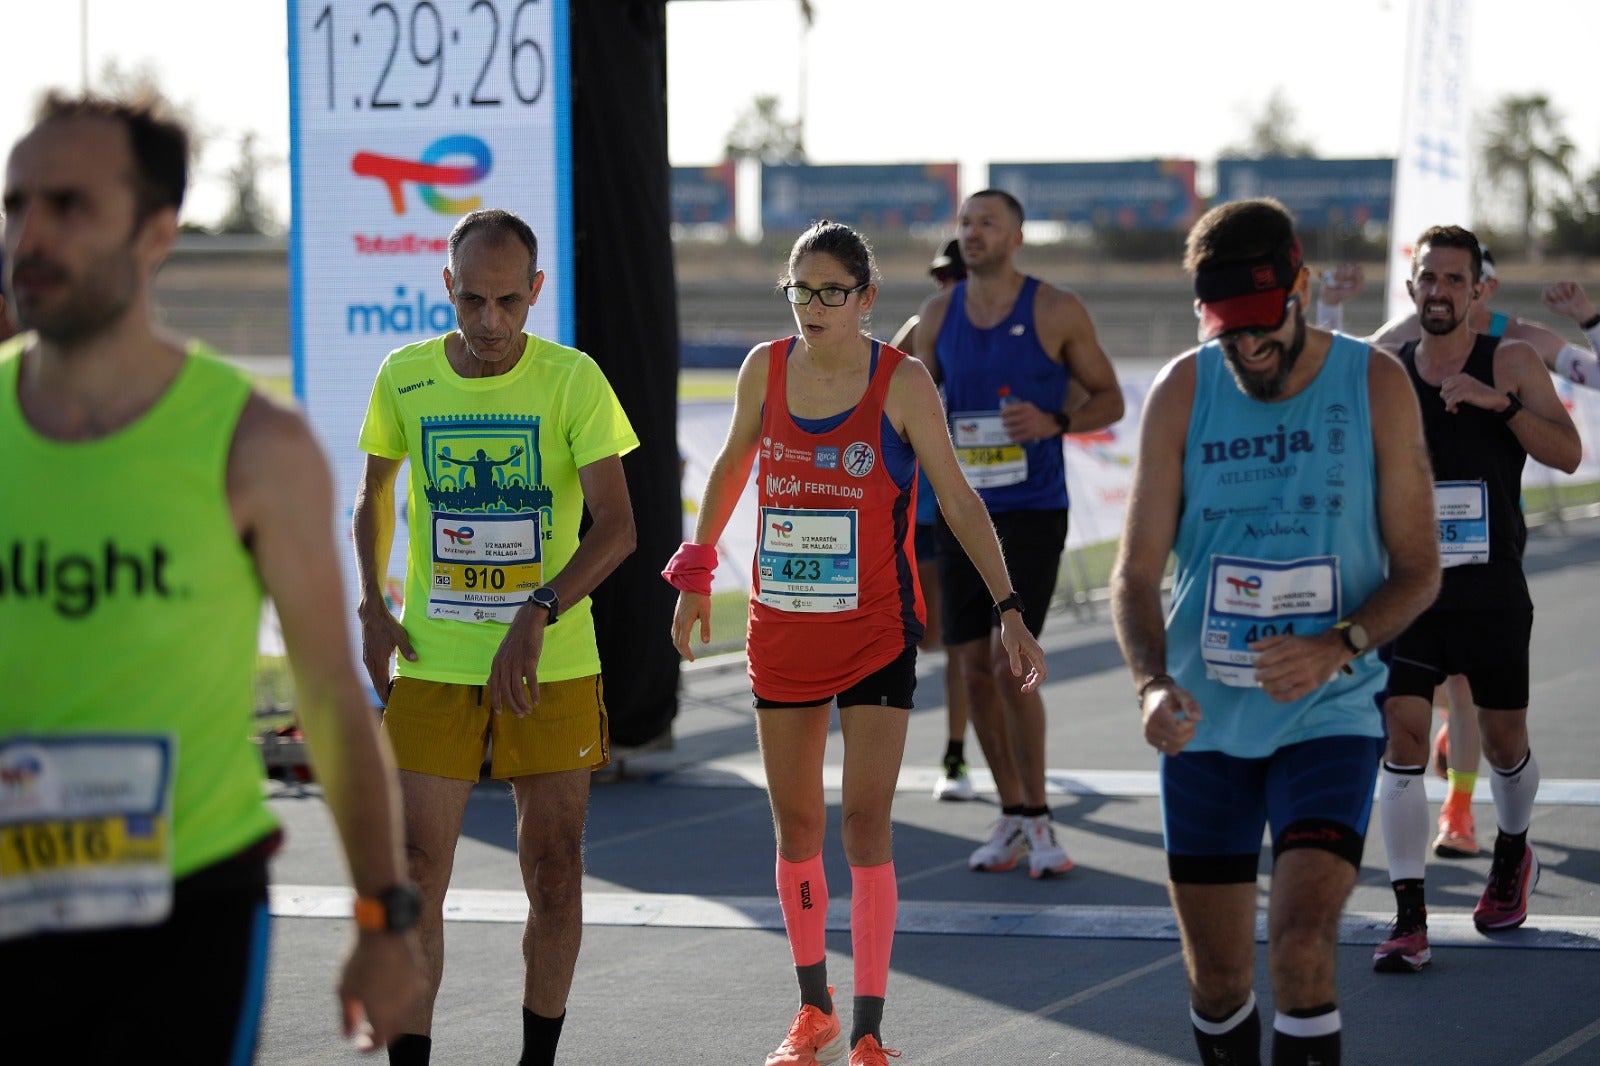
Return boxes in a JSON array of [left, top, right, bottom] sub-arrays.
[[1481, 94, 1575, 254]]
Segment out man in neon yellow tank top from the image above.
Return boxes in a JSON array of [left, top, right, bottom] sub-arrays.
[[353, 208, 638, 1066], [0, 91, 422, 1060]]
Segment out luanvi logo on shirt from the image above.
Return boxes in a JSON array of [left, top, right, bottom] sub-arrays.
[[0, 541, 177, 619]]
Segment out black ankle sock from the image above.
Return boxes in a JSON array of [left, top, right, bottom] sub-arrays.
[[518, 1007, 565, 1066], [1019, 805, 1050, 819], [796, 961, 832, 1013], [850, 996, 884, 1048], [1001, 804, 1025, 817], [1272, 1004, 1339, 1066], [1192, 1000, 1260, 1066], [1494, 828, 1529, 865], [1391, 878, 1427, 927], [388, 1034, 431, 1066], [943, 740, 964, 765]]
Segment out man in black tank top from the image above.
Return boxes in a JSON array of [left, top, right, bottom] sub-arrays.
[[1374, 226, 1581, 974]]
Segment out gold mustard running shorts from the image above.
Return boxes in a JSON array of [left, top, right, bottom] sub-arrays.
[[382, 675, 609, 781]]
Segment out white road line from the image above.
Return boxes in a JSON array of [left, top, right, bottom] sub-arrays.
[[271, 884, 1600, 951], [653, 760, 1600, 806]]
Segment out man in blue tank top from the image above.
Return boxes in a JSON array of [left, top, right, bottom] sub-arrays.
[[1373, 227, 1580, 975], [1110, 198, 1440, 1066], [912, 190, 1124, 878]]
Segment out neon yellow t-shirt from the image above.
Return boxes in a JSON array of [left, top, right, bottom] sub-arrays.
[[0, 340, 278, 887], [359, 333, 638, 684]]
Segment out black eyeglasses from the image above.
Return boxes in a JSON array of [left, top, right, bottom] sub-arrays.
[[783, 283, 869, 307]]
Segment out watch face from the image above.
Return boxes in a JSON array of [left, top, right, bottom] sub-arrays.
[[385, 884, 422, 933]]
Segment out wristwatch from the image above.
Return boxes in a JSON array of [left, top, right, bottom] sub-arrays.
[[1498, 391, 1524, 422], [1051, 410, 1072, 434], [529, 585, 560, 624], [354, 882, 422, 934], [993, 592, 1025, 617], [1332, 620, 1369, 657]]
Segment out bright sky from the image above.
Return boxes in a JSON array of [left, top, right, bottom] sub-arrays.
[[5, 0, 1598, 229]]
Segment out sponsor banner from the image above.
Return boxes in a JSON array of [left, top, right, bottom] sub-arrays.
[[672, 162, 736, 226], [288, 0, 572, 645], [760, 163, 959, 233], [1215, 158, 1394, 230], [676, 371, 1600, 594], [1387, 0, 1474, 320], [988, 160, 1200, 231]]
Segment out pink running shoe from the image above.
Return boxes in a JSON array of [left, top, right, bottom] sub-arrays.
[[1372, 920, 1432, 973], [1474, 843, 1540, 932]]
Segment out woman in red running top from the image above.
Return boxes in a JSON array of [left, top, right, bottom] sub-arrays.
[[664, 220, 1046, 1066]]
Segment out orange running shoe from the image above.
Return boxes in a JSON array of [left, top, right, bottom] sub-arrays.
[[847, 1034, 902, 1065], [1433, 795, 1479, 858], [766, 994, 845, 1066]]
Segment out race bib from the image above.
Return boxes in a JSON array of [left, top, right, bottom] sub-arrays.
[[1436, 480, 1489, 568], [0, 736, 175, 941], [1201, 554, 1341, 687], [756, 507, 860, 613], [951, 412, 1027, 488], [428, 509, 545, 623]]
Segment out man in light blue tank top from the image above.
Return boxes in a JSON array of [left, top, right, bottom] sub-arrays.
[[1110, 198, 1441, 1066], [912, 190, 1125, 878]]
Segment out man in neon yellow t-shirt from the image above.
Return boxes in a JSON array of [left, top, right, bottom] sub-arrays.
[[354, 208, 638, 1066]]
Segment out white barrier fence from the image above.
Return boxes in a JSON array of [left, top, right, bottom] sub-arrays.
[[678, 372, 1600, 594]]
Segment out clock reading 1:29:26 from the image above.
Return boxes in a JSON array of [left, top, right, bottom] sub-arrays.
[[308, 1, 547, 111]]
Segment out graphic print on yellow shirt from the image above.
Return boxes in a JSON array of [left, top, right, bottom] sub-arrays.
[[423, 416, 550, 623]]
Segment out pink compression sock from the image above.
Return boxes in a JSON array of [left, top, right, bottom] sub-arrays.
[[850, 861, 898, 998], [776, 851, 829, 966]]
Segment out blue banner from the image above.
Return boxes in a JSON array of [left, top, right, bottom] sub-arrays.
[[988, 160, 1199, 231], [761, 163, 958, 233], [1215, 158, 1395, 228], [672, 163, 736, 226]]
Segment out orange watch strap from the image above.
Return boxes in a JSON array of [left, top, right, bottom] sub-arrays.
[[353, 895, 386, 932]]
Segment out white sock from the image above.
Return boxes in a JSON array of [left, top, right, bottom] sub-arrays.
[[1379, 763, 1430, 882], [1489, 750, 1540, 836]]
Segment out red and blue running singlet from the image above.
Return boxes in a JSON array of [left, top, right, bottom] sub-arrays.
[[746, 338, 924, 703]]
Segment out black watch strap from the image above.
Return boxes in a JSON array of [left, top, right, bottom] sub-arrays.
[[1498, 392, 1523, 422], [1051, 410, 1072, 434], [993, 592, 1025, 617]]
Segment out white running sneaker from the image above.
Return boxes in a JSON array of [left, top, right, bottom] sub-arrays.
[[1024, 815, 1073, 879], [968, 814, 1026, 871], [932, 759, 975, 801]]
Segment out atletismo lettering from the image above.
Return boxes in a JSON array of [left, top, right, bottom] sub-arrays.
[[0, 541, 175, 619], [1200, 425, 1314, 466]]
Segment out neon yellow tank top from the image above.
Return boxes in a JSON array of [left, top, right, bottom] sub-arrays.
[[0, 340, 279, 879]]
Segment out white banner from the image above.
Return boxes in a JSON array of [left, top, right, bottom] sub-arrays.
[[677, 368, 1600, 594], [1387, 0, 1474, 321], [287, 0, 572, 641]]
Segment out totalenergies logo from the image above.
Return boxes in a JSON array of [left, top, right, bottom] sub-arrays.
[[769, 520, 794, 540], [352, 135, 492, 216], [1226, 575, 1262, 598], [443, 526, 476, 546]]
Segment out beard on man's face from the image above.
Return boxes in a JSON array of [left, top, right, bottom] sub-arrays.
[[1223, 305, 1306, 402]]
